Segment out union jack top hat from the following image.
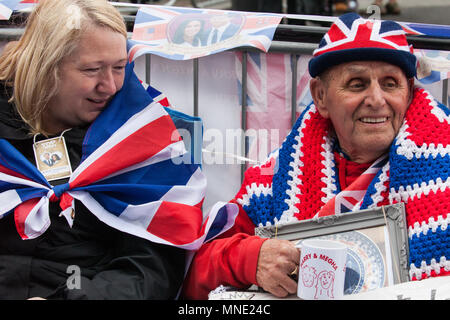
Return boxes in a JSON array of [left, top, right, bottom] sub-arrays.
[[309, 13, 417, 78]]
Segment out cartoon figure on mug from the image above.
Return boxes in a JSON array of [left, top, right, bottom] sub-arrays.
[[315, 270, 335, 299], [301, 265, 317, 288]]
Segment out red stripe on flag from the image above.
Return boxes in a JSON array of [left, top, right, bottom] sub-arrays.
[[71, 115, 181, 187], [241, 16, 281, 30], [0, 164, 31, 181], [316, 197, 336, 218], [147, 201, 203, 245], [342, 195, 359, 206], [14, 198, 40, 239], [128, 44, 150, 62], [132, 24, 168, 42]]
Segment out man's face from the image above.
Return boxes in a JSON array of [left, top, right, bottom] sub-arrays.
[[310, 61, 413, 163], [210, 15, 230, 28]]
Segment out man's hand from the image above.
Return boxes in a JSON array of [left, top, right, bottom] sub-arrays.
[[256, 239, 300, 298]]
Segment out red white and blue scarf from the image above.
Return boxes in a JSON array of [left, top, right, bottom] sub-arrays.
[[0, 63, 238, 250], [235, 87, 450, 281]]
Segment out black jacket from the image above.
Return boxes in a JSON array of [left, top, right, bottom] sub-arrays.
[[0, 85, 185, 300]]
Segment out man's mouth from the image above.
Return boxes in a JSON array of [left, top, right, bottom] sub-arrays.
[[359, 117, 388, 124]]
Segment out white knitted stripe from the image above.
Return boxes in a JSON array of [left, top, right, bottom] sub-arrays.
[[409, 256, 450, 280], [395, 100, 450, 160], [320, 135, 337, 205], [236, 182, 272, 208], [389, 176, 450, 203], [408, 213, 450, 239], [279, 107, 314, 223], [426, 89, 450, 125], [396, 135, 450, 161], [369, 162, 390, 208]]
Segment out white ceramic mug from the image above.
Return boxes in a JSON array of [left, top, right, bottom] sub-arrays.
[[296, 239, 347, 300]]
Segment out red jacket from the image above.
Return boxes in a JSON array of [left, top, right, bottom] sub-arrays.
[[182, 152, 369, 299]]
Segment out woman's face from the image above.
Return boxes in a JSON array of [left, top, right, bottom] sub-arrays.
[[184, 20, 202, 39], [44, 25, 127, 134]]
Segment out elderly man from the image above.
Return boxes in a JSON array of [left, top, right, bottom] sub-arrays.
[[183, 13, 450, 299]]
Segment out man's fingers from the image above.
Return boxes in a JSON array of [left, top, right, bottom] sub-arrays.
[[256, 239, 301, 297], [279, 274, 298, 295], [270, 285, 290, 298]]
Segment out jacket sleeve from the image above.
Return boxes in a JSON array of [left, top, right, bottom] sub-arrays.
[[182, 157, 277, 300], [49, 232, 186, 300], [182, 201, 267, 300]]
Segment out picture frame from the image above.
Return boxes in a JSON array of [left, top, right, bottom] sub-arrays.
[[254, 203, 410, 295]]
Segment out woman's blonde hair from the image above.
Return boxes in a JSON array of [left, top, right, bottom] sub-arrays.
[[0, 0, 127, 135]]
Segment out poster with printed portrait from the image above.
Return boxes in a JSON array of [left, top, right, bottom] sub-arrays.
[[33, 137, 72, 182]]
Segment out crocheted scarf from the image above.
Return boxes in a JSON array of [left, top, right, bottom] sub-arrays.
[[235, 87, 450, 281]]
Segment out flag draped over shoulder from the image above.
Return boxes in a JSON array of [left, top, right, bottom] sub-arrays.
[[0, 62, 238, 250]]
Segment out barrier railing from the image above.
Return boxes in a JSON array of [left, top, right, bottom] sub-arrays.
[[1, 7, 449, 193]]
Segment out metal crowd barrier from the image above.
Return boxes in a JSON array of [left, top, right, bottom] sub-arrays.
[[1, 9, 449, 181]]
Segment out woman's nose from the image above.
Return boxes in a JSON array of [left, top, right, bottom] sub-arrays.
[[97, 68, 118, 95]]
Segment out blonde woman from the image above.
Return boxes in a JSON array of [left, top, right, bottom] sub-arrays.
[[0, 0, 187, 299]]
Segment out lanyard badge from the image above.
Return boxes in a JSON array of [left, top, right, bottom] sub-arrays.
[[33, 132, 73, 183]]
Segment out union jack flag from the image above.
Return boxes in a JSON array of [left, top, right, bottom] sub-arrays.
[[129, 6, 281, 61], [0, 62, 237, 249], [400, 21, 450, 39], [235, 52, 312, 166], [0, 0, 37, 19], [316, 156, 388, 217]]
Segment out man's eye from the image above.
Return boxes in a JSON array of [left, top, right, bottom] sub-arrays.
[[348, 80, 364, 89], [384, 80, 397, 88]]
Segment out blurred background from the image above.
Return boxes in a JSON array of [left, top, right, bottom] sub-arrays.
[[120, 0, 450, 25]]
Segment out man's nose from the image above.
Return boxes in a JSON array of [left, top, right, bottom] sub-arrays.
[[365, 82, 386, 108]]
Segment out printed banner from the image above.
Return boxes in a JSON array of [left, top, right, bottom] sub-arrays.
[[128, 6, 282, 61], [400, 21, 450, 39], [0, 0, 37, 19], [415, 48, 450, 84], [0, 0, 20, 20], [235, 52, 313, 166]]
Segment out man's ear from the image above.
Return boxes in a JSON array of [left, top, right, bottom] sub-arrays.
[[309, 77, 329, 119]]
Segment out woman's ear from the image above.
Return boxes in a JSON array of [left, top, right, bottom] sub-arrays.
[[310, 77, 329, 119]]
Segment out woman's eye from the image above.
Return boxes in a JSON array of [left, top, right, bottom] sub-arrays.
[[84, 68, 100, 73]]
